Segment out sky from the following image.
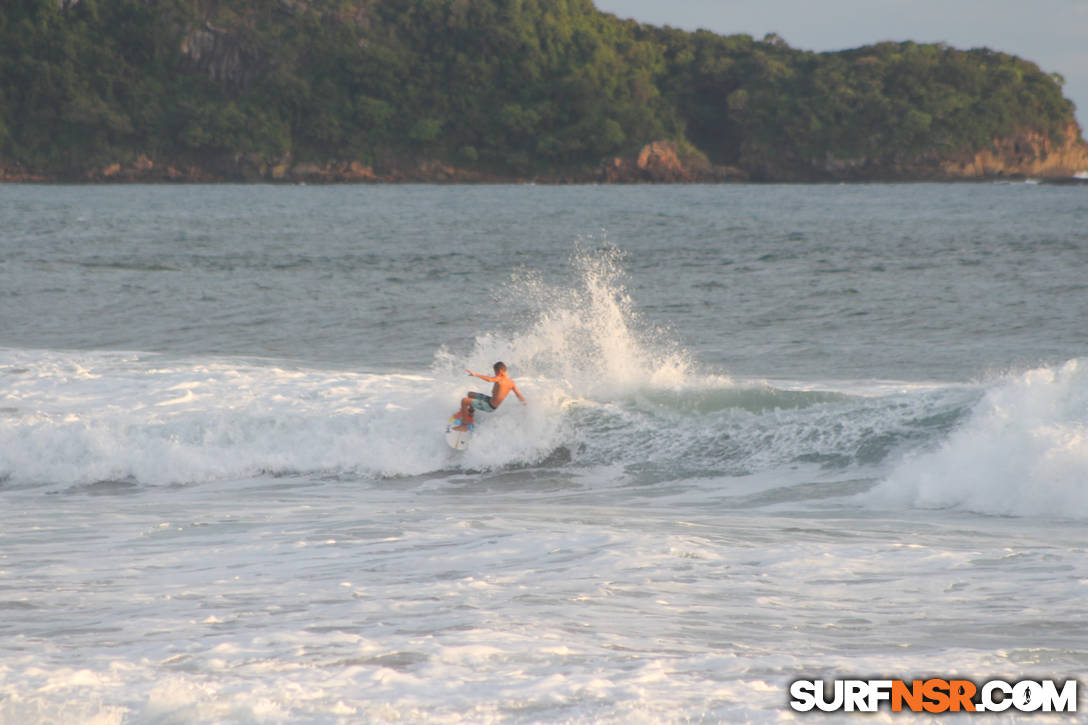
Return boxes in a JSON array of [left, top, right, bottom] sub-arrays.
[[594, 0, 1088, 132]]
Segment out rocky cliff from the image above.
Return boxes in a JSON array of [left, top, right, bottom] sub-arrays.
[[180, 23, 266, 94], [7, 131, 1087, 183], [599, 141, 747, 183], [741, 121, 1088, 182], [939, 122, 1088, 179]]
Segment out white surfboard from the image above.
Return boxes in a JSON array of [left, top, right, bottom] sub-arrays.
[[445, 414, 472, 451]]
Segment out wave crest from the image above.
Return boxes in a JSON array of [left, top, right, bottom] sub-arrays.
[[870, 359, 1088, 518], [436, 245, 693, 400]]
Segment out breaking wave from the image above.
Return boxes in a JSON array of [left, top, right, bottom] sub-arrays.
[[869, 359, 1088, 518], [9, 247, 1081, 523]]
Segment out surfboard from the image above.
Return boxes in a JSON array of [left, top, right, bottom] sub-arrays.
[[445, 414, 472, 451]]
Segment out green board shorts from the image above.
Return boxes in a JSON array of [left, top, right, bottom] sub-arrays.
[[468, 392, 495, 412]]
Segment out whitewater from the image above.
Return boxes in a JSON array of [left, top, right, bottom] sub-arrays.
[[1, 183, 1087, 723]]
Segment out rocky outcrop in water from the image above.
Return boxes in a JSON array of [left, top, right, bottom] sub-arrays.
[[599, 142, 747, 183]]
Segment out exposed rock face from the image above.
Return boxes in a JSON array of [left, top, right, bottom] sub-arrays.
[[636, 141, 690, 181], [5, 131, 1084, 184], [600, 141, 747, 182], [765, 121, 1088, 181], [940, 122, 1088, 178], [289, 160, 377, 182], [0, 162, 47, 182], [181, 24, 265, 94], [81, 155, 217, 182], [58, 153, 491, 183]]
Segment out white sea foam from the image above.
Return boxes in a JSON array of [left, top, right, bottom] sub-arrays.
[[8, 246, 1076, 507], [7, 179, 1088, 725], [3, 505, 1082, 725], [2, 247, 686, 487], [2, 247, 707, 487], [0, 355, 960, 492], [871, 359, 1088, 518], [0, 350, 460, 485], [437, 245, 694, 400]]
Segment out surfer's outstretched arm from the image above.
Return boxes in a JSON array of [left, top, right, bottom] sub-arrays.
[[513, 382, 526, 404], [466, 369, 499, 382]]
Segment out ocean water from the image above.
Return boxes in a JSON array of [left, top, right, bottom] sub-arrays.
[[1, 183, 1087, 723]]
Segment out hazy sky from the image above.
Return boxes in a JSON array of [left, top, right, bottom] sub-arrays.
[[595, 0, 1088, 131]]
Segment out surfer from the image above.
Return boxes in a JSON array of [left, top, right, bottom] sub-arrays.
[[452, 362, 526, 431]]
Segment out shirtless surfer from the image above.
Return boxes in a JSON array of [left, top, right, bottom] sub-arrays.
[[452, 361, 526, 431]]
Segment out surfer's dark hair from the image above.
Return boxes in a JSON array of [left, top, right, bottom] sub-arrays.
[[493, 361, 506, 373]]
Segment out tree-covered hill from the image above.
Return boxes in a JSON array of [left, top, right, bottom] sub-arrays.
[[1, 0, 1085, 181]]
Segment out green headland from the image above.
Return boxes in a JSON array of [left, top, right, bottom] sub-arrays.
[[2, 0, 1086, 182]]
